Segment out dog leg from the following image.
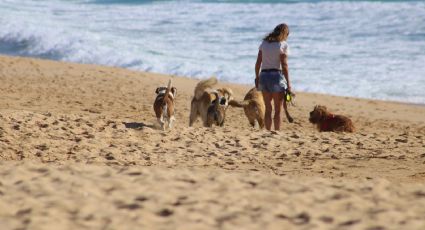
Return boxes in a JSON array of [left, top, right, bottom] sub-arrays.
[[189, 114, 197, 127], [257, 117, 265, 129], [202, 112, 209, 127], [168, 116, 175, 129], [205, 116, 212, 127], [157, 117, 165, 130], [164, 118, 170, 131], [247, 115, 256, 127], [189, 103, 198, 127]]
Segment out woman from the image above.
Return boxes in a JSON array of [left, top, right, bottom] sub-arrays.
[[255, 23, 292, 131]]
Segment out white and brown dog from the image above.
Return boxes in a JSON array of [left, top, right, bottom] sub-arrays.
[[189, 77, 233, 127], [153, 80, 177, 130]]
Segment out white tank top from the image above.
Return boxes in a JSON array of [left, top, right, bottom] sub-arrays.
[[259, 40, 289, 70]]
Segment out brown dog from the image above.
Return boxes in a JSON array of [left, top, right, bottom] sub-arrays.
[[206, 92, 226, 127], [153, 80, 177, 130], [229, 88, 265, 128], [189, 77, 233, 127], [309, 105, 354, 132]]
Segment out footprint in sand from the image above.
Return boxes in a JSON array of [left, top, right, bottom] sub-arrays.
[[104, 153, 115, 161], [413, 191, 425, 198], [35, 144, 48, 151], [134, 196, 149, 202], [276, 212, 310, 225], [116, 202, 141, 210], [16, 208, 32, 217], [127, 172, 143, 176], [395, 138, 408, 143], [319, 216, 334, 224], [157, 208, 173, 217]]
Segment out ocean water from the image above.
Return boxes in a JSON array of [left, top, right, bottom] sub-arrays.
[[1, 0, 424, 104]]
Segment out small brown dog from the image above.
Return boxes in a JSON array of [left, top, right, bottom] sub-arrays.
[[153, 80, 177, 130], [309, 105, 354, 132], [189, 77, 232, 127], [206, 92, 226, 127], [229, 88, 265, 128]]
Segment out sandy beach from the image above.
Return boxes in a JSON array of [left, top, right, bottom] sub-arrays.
[[1, 55, 425, 229]]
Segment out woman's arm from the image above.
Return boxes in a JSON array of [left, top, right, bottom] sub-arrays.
[[255, 50, 262, 88], [280, 53, 291, 92]]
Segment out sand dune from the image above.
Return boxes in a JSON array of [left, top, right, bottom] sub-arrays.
[[0, 55, 425, 229]]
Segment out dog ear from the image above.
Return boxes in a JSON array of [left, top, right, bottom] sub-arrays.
[[316, 105, 326, 110], [224, 92, 231, 101], [155, 87, 161, 94], [171, 87, 177, 97], [316, 105, 328, 121]]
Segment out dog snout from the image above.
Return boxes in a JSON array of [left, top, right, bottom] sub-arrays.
[[220, 97, 227, 105], [309, 111, 315, 123]]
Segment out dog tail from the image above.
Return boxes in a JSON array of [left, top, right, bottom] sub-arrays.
[[213, 91, 220, 108], [194, 77, 218, 100], [228, 99, 250, 108], [162, 79, 172, 105]]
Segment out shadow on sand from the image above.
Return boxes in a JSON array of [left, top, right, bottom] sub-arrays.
[[123, 122, 155, 130]]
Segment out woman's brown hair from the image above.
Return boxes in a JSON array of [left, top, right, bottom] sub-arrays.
[[263, 23, 290, 42]]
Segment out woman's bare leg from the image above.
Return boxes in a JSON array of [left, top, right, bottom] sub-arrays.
[[262, 92, 273, 130], [272, 92, 283, 130]]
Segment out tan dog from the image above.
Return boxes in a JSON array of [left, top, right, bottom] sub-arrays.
[[189, 77, 233, 127], [309, 105, 354, 132], [229, 87, 294, 128], [229, 88, 265, 129], [153, 80, 177, 130]]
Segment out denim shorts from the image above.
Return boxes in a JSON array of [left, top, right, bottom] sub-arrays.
[[258, 71, 286, 93]]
